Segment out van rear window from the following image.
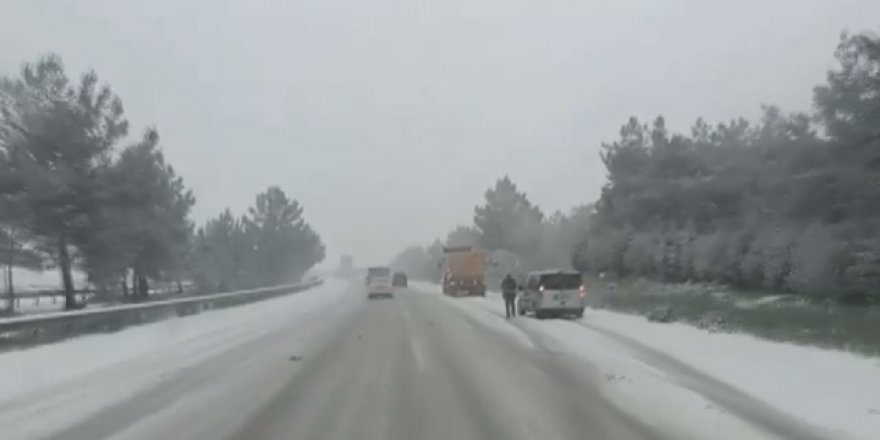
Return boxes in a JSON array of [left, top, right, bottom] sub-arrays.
[[540, 273, 581, 289], [368, 267, 391, 276]]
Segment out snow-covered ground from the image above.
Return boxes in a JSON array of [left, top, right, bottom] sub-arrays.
[[0, 294, 96, 315], [575, 309, 880, 440], [0, 279, 353, 440], [414, 282, 879, 440], [1, 269, 93, 315], [5, 278, 875, 440], [4, 268, 87, 291]]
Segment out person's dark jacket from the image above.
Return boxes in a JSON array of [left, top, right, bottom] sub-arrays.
[[501, 276, 517, 297]]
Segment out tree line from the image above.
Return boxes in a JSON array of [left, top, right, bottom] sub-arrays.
[[1, 54, 325, 312], [391, 176, 590, 284], [190, 187, 325, 293], [395, 30, 880, 301]]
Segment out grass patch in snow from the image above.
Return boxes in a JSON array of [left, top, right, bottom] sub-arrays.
[[587, 278, 880, 356]]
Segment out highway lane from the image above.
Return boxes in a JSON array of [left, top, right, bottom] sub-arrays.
[[231, 288, 664, 440], [48, 284, 669, 440]]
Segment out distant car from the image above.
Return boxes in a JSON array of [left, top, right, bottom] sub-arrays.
[[366, 266, 394, 299], [517, 270, 586, 319], [392, 272, 408, 288]]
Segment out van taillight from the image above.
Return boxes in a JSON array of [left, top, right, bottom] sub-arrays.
[[578, 285, 586, 298]]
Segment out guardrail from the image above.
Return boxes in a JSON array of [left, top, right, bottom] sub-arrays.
[[0, 279, 324, 351]]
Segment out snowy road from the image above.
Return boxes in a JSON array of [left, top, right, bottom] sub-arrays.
[[1, 280, 871, 439], [230, 288, 663, 440]]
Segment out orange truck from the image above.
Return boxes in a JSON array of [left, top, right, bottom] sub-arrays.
[[441, 246, 487, 296]]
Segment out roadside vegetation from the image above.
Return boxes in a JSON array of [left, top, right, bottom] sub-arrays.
[[575, 30, 880, 305], [394, 30, 880, 352], [587, 278, 880, 355], [1, 54, 325, 314]]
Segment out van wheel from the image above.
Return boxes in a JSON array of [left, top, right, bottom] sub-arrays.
[[574, 309, 584, 318], [534, 310, 546, 320]]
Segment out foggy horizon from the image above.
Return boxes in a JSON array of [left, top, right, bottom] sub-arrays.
[[3, 0, 879, 267]]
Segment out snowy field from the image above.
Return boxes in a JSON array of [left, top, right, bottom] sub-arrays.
[[0, 279, 353, 440], [413, 282, 880, 440], [1, 269, 92, 315], [0, 294, 96, 315]]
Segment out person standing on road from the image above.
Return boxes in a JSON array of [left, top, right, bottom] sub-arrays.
[[501, 274, 518, 318]]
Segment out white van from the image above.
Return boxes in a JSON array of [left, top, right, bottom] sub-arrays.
[[366, 266, 394, 299], [517, 270, 585, 318]]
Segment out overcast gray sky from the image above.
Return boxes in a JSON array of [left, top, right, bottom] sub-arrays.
[[2, 0, 879, 268]]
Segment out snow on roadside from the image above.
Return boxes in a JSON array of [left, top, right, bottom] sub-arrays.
[[521, 318, 782, 440], [583, 309, 880, 440], [1, 295, 108, 316], [0, 279, 352, 440], [415, 281, 879, 440], [412, 283, 780, 440]]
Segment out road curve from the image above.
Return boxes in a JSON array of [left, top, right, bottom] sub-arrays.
[[49, 285, 669, 440]]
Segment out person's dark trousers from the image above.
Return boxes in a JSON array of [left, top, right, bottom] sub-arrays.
[[503, 294, 516, 318]]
